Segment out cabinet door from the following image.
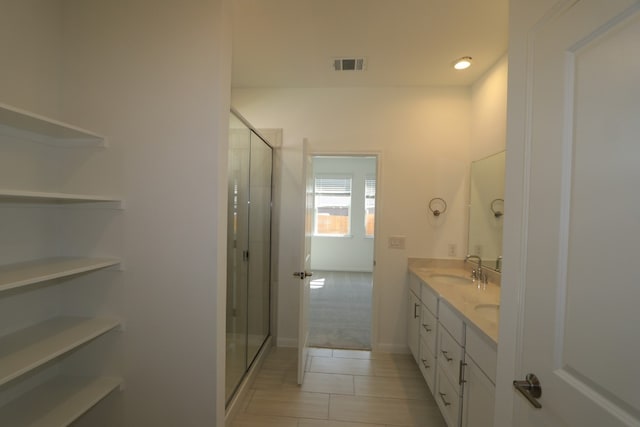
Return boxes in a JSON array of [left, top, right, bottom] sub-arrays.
[[437, 325, 463, 387], [419, 336, 436, 394], [407, 291, 420, 362], [436, 364, 461, 427], [462, 357, 495, 427], [420, 304, 437, 351]]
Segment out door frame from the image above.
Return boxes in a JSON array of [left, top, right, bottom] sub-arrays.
[[307, 150, 382, 351], [494, 1, 557, 424]]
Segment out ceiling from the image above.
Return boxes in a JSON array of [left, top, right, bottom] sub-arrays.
[[231, 0, 509, 88]]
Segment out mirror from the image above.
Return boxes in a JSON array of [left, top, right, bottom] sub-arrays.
[[468, 151, 505, 271]]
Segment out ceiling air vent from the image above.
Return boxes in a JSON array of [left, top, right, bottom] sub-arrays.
[[332, 57, 367, 71]]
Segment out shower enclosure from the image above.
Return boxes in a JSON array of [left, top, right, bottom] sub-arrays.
[[226, 110, 273, 404]]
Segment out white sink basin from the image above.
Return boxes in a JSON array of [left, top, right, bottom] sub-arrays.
[[427, 273, 474, 286], [474, 304, 500, 322]]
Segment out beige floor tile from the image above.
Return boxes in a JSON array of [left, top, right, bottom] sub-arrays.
[[229, 413, 299, 427], [370, 358, 422, 378], [354, 376, 431, 400], [245, 389, 330, 419], [252, 367, 299, 390], [310, 356, 374, 376], [329, 395, 444, 426], [301, 372, 355, 395], [332, 349, 373, 359], [310, 347, 334, 357], [299, 419, 385, 427]]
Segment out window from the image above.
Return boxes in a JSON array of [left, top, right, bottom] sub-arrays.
[[314, 176, 352, 236], [365, 177, 376, 236]]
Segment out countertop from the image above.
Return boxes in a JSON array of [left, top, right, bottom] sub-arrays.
[[408, 258, 500, 345]]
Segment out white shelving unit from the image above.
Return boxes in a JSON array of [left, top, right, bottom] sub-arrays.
[[0, 257, 120, 293], [0, 103, 122, 425], [0, 103, 106, 147], [0, 317, 121, 387], [0, 376, 121, 427], [0, 189, 121, 205]]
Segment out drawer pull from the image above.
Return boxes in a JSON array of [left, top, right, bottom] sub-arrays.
[[414, 303, 420, 319], [422, 324, 432, 332], [459, 361, 467, 385], [421, 359, 430, 369], [441, 350, 453, 362], [438, 392, 452, 406]]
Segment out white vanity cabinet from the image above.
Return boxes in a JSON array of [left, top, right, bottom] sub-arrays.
[[462, 326, 497, 427], [408, 290, 421, 363], [419, 285, 438, 393], [435, 301, 465, 427], [407, 268, 498, 427]]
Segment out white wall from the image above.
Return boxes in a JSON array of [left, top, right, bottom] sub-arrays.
[[233, 87, 471, 351], [311, 156, 376, 272], [471, 55, 508, 161], [60, 1, 231, 426], [0, 0, 62, 116]]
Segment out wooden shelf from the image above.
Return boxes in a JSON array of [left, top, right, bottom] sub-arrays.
[[0, 257, 121, 294], [0, 189, 121, 205], [0, 103, 106, 147], [0, 317, 120, 387], [0, 376, 121, 427]]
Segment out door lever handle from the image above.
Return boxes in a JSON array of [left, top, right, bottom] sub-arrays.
[[293, 271, 313, 279], [513, 373, 542, 409]]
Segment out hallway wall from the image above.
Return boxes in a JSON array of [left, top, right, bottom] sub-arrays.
[[233, 86, 471, 352], [234, 55, 507, 352], [1, 1, 233, 425]]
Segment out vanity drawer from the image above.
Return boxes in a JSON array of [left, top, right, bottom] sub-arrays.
[[436, 364, 461, 427], [420, 304, 437, 351], [437, 325, 464, 387], [465, 324, 497, 383], [419, 336, 436, 394], [420, 281, 439, 314], [439, 300, 464, 345]]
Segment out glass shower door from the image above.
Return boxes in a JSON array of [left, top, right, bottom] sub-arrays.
[[246, 131, 272, 364], [226, 111, 273, 405], [226, 114, 250, 402]]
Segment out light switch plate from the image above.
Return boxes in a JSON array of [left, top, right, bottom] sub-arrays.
[[389, 236, 406, 249]]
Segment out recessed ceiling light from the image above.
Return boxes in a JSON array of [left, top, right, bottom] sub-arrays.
[[453, 56, 473, 70]]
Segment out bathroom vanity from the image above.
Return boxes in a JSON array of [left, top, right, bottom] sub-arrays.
[[407, 258, 500, 427]]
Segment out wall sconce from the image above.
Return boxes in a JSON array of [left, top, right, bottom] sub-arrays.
[[428, 198, 447, 217]]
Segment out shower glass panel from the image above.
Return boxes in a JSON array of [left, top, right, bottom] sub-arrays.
[[246, 131, 272, 364], [226, 111, 272, 405]]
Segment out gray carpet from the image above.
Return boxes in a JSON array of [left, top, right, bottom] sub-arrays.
[[309, 270, 372, 350]]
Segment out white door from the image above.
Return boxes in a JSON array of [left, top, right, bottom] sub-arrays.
[[510, 0, 640, 425], [296, 138, 313, 384]]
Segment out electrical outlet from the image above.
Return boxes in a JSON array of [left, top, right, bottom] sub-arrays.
[[448, 243, 457, 257], [388, 236, 406, 249]]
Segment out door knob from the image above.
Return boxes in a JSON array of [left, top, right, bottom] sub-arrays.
[[293, 271, 313, 279], [513, 373, 542, 409]]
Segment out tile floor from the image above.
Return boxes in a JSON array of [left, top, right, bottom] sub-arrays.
[[228, 347, 446, 427]]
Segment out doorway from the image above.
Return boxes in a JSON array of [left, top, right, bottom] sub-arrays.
[[308, 155, 377, 350]]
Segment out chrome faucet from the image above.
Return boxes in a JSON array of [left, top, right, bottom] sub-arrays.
[[465, 254, 487, 284]]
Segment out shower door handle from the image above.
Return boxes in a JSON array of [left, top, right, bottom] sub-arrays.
[[293, 271, 313, 280]]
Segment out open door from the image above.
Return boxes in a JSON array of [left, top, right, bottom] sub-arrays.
[[295, 138, 313, 385], [503, 1, 640, 425]]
